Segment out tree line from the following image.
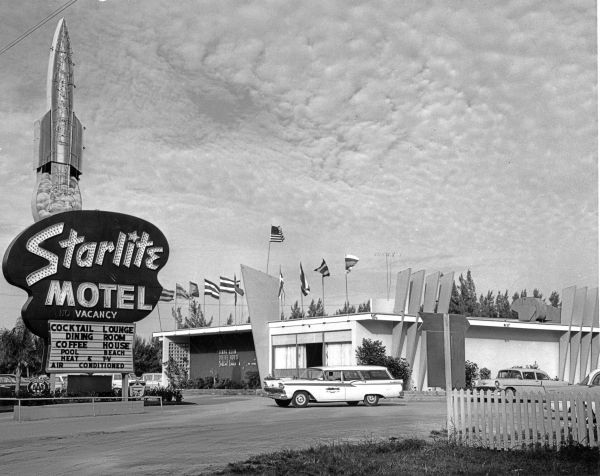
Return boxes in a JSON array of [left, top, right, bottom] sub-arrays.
[[448, 270, 561, 318]]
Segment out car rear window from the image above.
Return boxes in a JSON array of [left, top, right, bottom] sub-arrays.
[[359, 370, 390, 380]]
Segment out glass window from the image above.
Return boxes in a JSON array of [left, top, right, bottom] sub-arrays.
[[360, 370, 391, 380], [523, 371, 536, 380], [274, 345, 297, 370], [324, 370, 342, 381], [343, 370, 361, 381], [325, 343, 353, 366], [300, 368, 323, 380], [535, 372, 549, 380], [592, 374, 600, 386]]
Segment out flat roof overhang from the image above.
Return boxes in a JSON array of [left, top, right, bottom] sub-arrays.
[[153, 315, 600, 339], [153, 324, 252, 339]]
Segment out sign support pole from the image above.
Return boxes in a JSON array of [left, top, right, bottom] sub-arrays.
[[443, 313, 452, 441]]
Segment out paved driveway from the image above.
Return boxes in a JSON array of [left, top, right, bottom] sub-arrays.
[[0, 395, 446, 475]]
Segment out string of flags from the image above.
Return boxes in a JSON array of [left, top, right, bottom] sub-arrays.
[[159, 226, 360, 304]]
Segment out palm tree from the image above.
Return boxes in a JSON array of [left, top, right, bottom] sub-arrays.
[[0, 317, 41, 396]]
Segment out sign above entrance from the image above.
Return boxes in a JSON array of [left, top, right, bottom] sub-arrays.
[[2, 210, 169, 338]]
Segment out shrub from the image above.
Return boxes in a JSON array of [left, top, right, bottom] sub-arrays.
[[465, 361, 479, 389], [144, 386, 182, 402], [244, 370, 261, 389], [356, 338, 412, 389], [480, 367, 491, 379]]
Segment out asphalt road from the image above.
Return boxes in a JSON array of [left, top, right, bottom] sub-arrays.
[[0, 395, 446, 475]]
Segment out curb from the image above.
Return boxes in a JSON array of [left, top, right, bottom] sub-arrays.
[[181, 388, 446, 401]]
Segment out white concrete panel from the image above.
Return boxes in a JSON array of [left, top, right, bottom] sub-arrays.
[[465, 327, 560, 380], [355, 320, 394, 357]]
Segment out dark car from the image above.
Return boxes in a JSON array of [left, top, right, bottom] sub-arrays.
[[0, 374, 29, 397]]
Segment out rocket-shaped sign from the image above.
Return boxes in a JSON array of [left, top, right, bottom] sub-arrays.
[[32, 18, 83, 222]]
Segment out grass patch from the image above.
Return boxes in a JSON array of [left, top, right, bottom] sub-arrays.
[[217, 435, 599, 475]]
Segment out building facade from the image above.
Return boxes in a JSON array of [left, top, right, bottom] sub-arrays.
[[154, 266, 599, 389]]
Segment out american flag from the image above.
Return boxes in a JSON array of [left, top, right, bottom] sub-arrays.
[[270, 225, 285, 243], [204, 279, 220, 299]]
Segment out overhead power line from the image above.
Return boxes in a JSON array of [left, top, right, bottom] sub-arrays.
[[0, 0, 79, 58]]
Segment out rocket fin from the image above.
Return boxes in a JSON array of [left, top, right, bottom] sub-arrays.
[[34, 110, 52, 170], [70, 112, 83, 176]]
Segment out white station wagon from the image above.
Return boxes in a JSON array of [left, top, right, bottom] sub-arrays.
[[263, 365, 404, 408]]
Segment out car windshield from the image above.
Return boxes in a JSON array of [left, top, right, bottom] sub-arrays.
[[579, 375, 590, 386], [301, 368, 324, 380]]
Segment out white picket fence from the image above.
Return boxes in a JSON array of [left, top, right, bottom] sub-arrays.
[[449, 389, 600, 449]]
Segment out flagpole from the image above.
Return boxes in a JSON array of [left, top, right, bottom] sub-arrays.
[[300, 292, 304, 319], [322, 275, 325, 317], [175, 287, 178, 329], [266, 241, 272, 274], [345, 272, 349, 315], [203, 293, 206, 325]]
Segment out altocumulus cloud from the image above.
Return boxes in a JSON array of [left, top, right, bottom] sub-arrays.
[[0, 0, 595, 326]]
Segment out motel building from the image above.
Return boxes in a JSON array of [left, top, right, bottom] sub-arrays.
[[153, 265, 599, 391]]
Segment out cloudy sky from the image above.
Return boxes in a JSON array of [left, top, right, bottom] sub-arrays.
[[0, 0, 596, 337]]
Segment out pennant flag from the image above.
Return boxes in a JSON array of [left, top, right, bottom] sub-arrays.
[[234, 278, 244, 296], [234, 274, 244, 305], [159, 288, 174, 302], [345, 254, 360, 273], [278, 269, 285, 299], [300, 262, 310, 296], [314, 259, 330, 277], [270, 225, 285, 243], [220, 276, 236, 294], [176, 283, 189, 299], [189, 281, 200, 297], [204, 279, 220, 299]]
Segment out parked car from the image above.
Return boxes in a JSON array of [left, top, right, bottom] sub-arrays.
[[111, 374, 146, 398], [142, 373, 163, 388], [263, 365, 404, 408], [474, 367, 570, 394], [53, 374, 68, 391], [577, 369, 600, 389], [111, 373, 141, 389], [0, 374, 30, 397]]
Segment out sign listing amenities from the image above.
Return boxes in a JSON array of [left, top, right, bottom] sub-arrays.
[[47, 320, 134, 373]]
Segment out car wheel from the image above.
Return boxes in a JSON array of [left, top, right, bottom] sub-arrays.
[[275, 399, 291, 407], [364, 394, 379, 406], [292, 391, 309, 408], [504, 388, 516, 402], [346, 401, 359, 406]]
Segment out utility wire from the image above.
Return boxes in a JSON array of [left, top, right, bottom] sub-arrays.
[[0, 0, 79, 58]]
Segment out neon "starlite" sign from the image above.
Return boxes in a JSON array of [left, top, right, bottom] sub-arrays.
[[3, 210, 169, 339]]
